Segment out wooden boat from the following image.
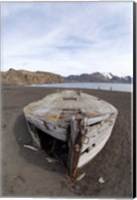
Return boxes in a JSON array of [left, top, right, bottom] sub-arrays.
[[23, 90, 118, 180]]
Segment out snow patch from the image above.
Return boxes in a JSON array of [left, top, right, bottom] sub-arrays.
[[102, 72, 113, 79]]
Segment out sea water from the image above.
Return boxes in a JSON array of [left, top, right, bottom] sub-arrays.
[[31, 82, 133, 92]]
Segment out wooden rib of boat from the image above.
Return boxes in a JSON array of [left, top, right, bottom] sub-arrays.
[[23, 90, 118, 180]]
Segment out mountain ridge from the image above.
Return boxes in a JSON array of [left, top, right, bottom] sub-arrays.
[[1, 68, 64, 85], [1, 68, 132, 85], [64, 72, 132, 83]]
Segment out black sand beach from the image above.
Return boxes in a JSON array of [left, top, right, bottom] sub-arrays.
[[1, 86, 132, 197]]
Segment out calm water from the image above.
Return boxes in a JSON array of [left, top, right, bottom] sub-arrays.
[[31, 82, 133, 92]]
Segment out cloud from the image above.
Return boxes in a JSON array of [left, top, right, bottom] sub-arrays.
[[1, 2, 133, 76]]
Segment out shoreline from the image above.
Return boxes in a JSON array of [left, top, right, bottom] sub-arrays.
[[2, 81, 133, 93]]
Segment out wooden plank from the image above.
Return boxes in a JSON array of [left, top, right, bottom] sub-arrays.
[[68, 117, 85, 178]]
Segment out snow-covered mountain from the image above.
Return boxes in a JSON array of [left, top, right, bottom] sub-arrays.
[[65, 72, 132, 83]]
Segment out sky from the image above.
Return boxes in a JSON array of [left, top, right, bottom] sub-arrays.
[[1, 2, 133, 76]]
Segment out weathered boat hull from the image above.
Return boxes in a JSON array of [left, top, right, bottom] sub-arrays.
[[78, 113, 117, 168], [23, 90, 118, 180]]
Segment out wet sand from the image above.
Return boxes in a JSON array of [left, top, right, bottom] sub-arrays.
[[1, 86, 132, 197]]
